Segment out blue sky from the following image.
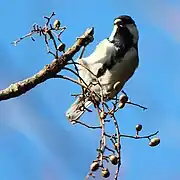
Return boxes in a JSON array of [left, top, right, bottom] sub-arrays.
[[0, 0, 180, 180]]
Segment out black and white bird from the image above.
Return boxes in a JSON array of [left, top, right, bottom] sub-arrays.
[[66, 15, 139, 122]]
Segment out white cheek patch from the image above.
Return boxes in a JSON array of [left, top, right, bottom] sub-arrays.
[[109, 25, 118, 41]]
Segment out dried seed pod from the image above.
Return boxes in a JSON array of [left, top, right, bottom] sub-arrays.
[[100, 111, 107, 119], [71, 121, 77, 125], [114, 142, 119, 150], [57, 43, 66, 52], [109, 154, 118, 165], [119, 94, 128, 104], [53, 19, 61, 30], [101, 168, 110, 178], [136, 124, 142, 132], [118, 102, 125, 109], [149, 138, 160, 147], [90, 161, 99, 171], [113, 81, 121, 91]]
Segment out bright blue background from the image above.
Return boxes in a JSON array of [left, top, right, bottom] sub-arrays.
[[0, 0, 180, 180]]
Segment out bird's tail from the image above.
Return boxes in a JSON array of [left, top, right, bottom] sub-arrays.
[[66, 96, 92, 123]]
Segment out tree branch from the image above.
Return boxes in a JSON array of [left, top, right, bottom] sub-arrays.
[[0, 27, 94, 101], [120, 131, 159, 139]]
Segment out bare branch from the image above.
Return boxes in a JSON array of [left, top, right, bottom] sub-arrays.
[[53, 74, 87, 88], [126, 101, 148, 110], [121, 131, 159, 139], [73, 121, 102, 129], [0, 27, 94, 101], [110, 114, 121, 180], [1, 12, 160, 180], [44, 12, 56, 26]]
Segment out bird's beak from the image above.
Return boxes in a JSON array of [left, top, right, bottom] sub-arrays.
[[114, 18, 123, 27]]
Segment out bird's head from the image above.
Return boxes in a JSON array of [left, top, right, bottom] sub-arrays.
[[109, 15, 139, 45]]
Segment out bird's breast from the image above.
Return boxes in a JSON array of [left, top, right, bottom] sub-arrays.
[[99, 47, 138, 98]]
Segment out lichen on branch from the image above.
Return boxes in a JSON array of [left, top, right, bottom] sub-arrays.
[[0, 12, 94, 101]]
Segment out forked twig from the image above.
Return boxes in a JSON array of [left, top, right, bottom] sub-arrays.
[[2, 12, 160, 180]]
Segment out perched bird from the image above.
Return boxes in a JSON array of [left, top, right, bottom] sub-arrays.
[[66, 15, 139, 122]]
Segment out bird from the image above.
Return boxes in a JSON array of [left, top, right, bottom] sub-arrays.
[[66, 15, 139, 123]]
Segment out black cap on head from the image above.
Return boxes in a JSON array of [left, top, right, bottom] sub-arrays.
[[114, 15, 135, 25]]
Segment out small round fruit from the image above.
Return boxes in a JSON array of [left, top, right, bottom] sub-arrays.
[[71, 120, 77, 125], [109, 155, 118, 165], [118, 102, 125, 109], [119, 94, 128, 104], [113, 81, 121, 91], [57, 43, 66, 52], [100, 111, 107, 119], [101, 168, 110, 178], [90, 161, 99, 171], [149, 138, 160, 147], [136, 124, 142, 132], [53, 19, 61, 30]]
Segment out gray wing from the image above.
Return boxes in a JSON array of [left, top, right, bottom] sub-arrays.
[[78, 39, 118, 82]]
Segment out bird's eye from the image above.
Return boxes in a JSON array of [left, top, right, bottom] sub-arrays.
[[114, 18, 122, 25]]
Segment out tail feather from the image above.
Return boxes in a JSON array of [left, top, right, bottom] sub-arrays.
[[66, 96, 92, 122]]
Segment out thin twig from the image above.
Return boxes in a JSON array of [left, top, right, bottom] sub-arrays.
[[44, 12, 56, 26], [53, 74, 87, 88], [79, 46, 86, 59], [111, 114, 121, 180], [67, 61, 97, 78], [63, 67, 88, 87], [73, 121, 102, 129], [12, 32, 35, 46], [121, 131, 159, 139], [127, 101, 147, 110], [71, 93, 82, 97], [105, 146, 115, 154]]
